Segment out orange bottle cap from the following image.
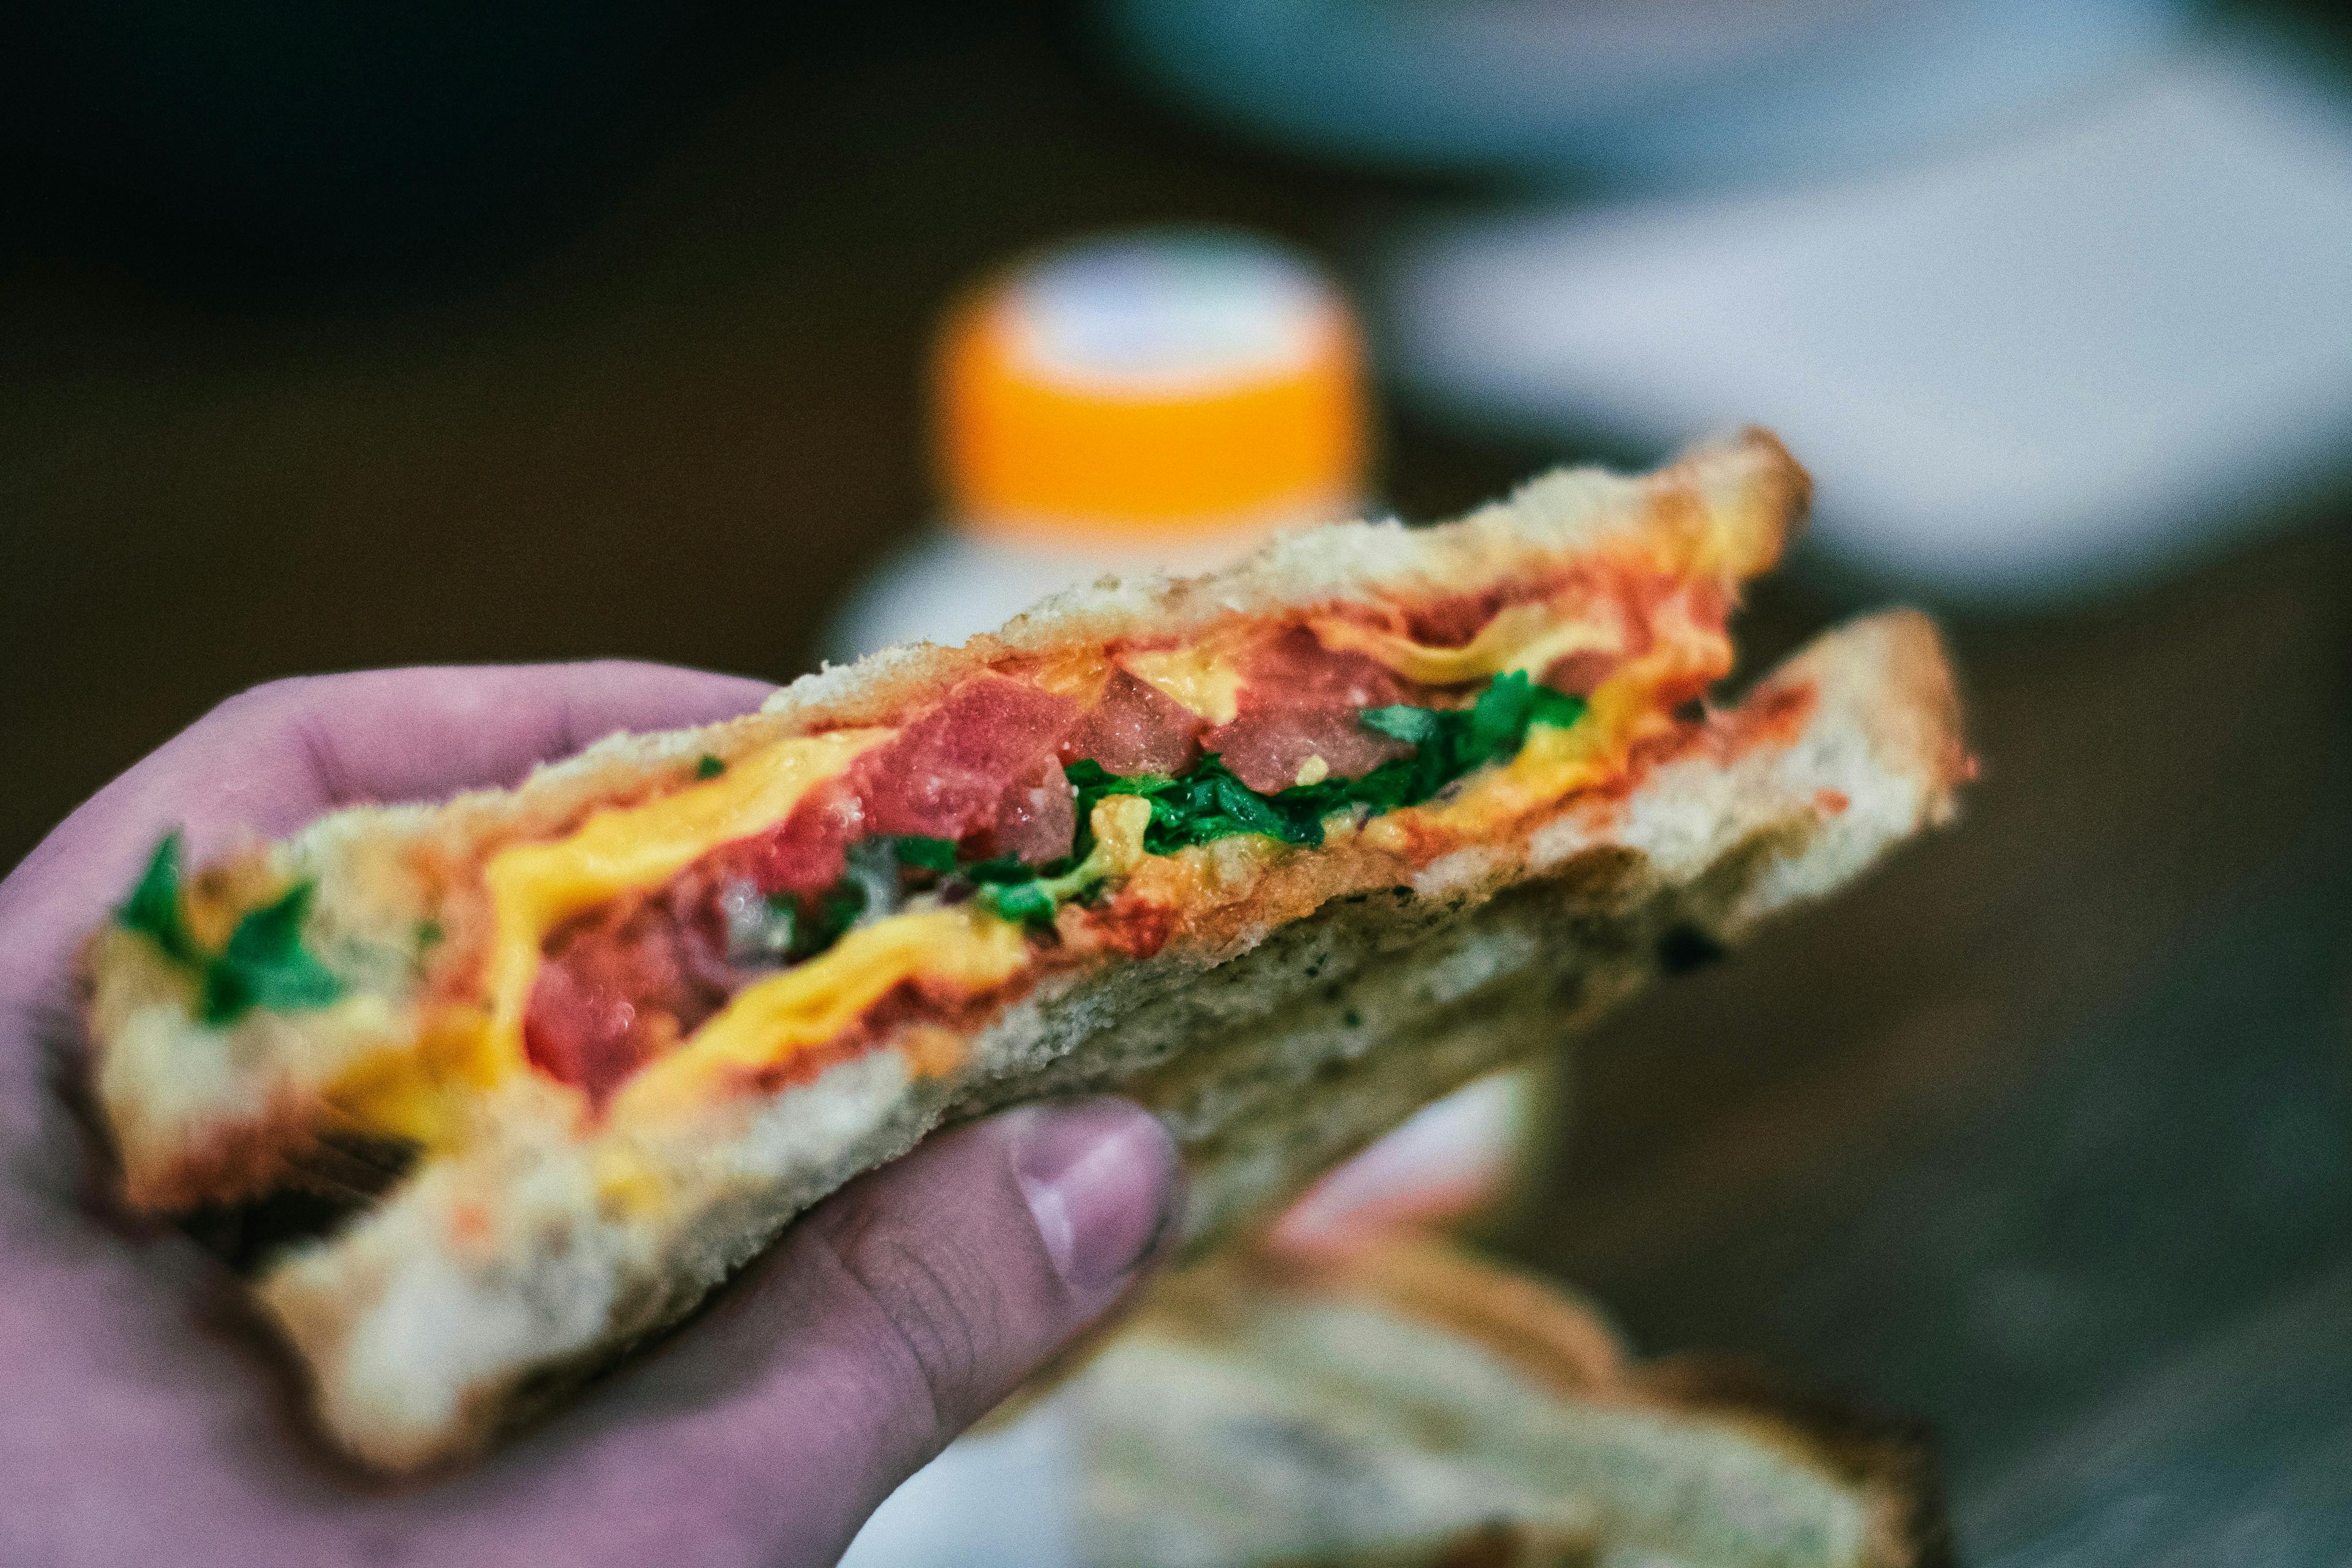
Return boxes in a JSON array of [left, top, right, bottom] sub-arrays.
[[934, 232, 1368, 542]]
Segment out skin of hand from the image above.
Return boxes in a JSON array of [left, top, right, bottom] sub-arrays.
[[0, 662, 1185, 1568]]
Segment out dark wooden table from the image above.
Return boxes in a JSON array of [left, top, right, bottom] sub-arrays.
[[1515, 529, 2352, 1562], [7, 9, 2350, 1561]]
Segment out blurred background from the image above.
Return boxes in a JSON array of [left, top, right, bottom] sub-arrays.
[[7, 0, 2352, 1560]]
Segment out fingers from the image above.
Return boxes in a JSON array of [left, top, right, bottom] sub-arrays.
[[201, 662, 778, 821], [0, 661, 771, 1012], [453, 1099, 1182, 1568], [130, 660, 772, 845]]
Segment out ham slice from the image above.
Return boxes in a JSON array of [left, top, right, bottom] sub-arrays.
[[981, 752, 1079, 865], [526, 886, 734, 1106], [1207, 627, 1414, 793], [713, 778, 864, 899], [1060, 669, 1204, 777], [1207, 708, 1413, 795], [526, 679, 1084, 1092], [858, 676, 1080, 841]]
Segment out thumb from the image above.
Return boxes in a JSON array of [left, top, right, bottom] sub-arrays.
[[791, 1097, 1185, 1471], [453, 1098, 1183, 1568]]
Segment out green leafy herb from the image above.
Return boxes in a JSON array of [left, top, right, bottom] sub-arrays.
[[966, 801, 1144, 929], [978, 880, 1060, 927], [781, 669, 1590, 962], [415, 918, 445, 949], [696, 754, 727, 779], [116, 832, 346, 1025], [200, 883, 345, 1023], [1530, 684, 1587, 731], [118, 831, 199, 963], [1357, 670, 1588, 812], [963, 853, 1047, 884], [1032, 670, 1588, 926], [814, 886, 867, 948], [888, 835, 961, 874], [1068, 755, 1331, 854], [1357, 704, 1443, 747]]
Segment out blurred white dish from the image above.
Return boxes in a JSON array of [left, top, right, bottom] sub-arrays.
[[1387, 42, 2352, 604], [841, 1406, 1084, 1568], [1104, 0, 2187, 191]]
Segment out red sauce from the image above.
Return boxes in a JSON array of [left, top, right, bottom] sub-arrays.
[[1082, 897, 1179, 961], [1396, 582, 1547, 647], [1705, 678, 1817, 760], [1540, 649, 1618, 697]]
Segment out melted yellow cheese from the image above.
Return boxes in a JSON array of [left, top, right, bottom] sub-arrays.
[[1022, 647, 1115, 704], [320, 730, 891, 1147], [333, 756, 1145, 1148], [322, 1006, 505, 1147], [1032, 794, 1154, 899], [478, 728, 891, 1065], [1118, 644, 1243, 725], [331, 574, 1736, 1153], [608, 907, 1029, 1123], [602, 797, 1152, 1123], [1307, 603, 1623, 686]]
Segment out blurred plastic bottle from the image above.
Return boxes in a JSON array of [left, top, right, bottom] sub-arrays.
[[826, 228, 1370, 659], [828, 226, 1553, 1261]]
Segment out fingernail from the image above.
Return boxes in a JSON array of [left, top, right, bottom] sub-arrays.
[[1008, 1099, 1182, 1294]]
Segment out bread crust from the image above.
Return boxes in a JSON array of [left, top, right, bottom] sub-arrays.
[[1079, 1234, 1953, 1568], [77, 430, 1968, 1472]]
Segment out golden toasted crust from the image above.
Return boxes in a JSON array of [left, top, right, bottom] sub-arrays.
[[751, 424, 1804, 733], [1338, 1242, 1951, 1568], [1277, 1239, 1634, 1398], [1073, 1235, 1954, 1568], [73, 431, 1973, 1473], [1810, 607, 1972, 818]]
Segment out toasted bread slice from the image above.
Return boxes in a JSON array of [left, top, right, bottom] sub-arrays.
[[80, 430, 1969, 1470], [1070, 1235, 1953, 1568]]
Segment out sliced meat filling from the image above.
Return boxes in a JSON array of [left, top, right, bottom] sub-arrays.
[[1202, 627, 1413, 794], [519, 590, 1688, 1104]]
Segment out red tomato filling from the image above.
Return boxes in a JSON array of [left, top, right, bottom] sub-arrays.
[[520, 579, 1714, 1104]]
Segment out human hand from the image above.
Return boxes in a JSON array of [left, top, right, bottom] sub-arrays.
[[0, 663, 1182, 1568]]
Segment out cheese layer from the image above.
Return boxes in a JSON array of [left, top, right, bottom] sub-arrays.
[[612, 795, 1155, 1120], [334, 564, 1731, 1152], [477, 729, 889, 1063]]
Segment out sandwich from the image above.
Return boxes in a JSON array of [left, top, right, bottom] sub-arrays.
[[1067, 1235, 1952, 1568], [79, 428, 1971, 1471]]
